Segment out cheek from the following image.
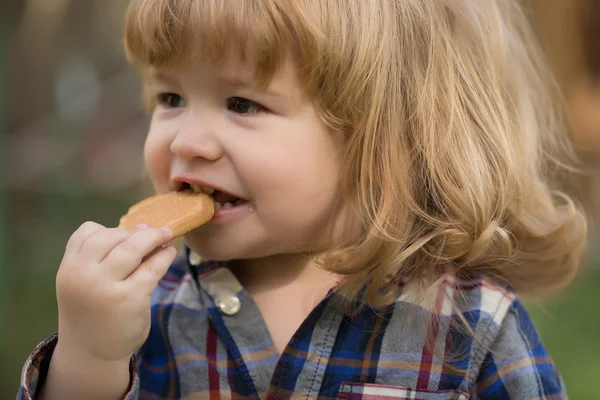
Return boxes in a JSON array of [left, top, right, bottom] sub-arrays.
[[143, 129, 171, 192], [270, 154, 344, 242], [293, 134, 342, 199], [261, 139, 342, 215]]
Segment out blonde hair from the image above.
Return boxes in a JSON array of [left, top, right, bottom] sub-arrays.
[[124, 0, 587, 308]]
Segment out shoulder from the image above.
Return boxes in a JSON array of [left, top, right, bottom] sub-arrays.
[[386, 273, 564, 397], [392, 272, 518, 340], [384, 272, 521, 368]]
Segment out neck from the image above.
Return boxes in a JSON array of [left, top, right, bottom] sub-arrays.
[[229, 253, 341, 298]]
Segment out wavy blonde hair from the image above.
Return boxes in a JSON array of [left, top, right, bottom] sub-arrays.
[[124, 0, 587, 308]]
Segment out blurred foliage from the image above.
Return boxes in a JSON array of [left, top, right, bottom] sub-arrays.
[[529, 269, 600, 399], [2, 0, 599, 399]]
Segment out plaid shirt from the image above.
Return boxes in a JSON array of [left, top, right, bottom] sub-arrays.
[[18, 248, 566, 399]]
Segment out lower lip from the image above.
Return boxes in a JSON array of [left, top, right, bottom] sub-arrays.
[[210, 201, 252, 223]]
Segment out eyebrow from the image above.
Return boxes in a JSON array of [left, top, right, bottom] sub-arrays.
[[218, 76, 283, 98], [147, 71, 181, 88]]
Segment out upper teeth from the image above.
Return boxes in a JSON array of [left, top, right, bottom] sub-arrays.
[[190, 184, 214, 195]]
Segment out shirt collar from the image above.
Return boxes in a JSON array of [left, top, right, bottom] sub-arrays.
[[184, 245, 223, 288], [182, 245, 385, 312]]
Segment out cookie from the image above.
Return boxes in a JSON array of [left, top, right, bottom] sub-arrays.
[[119, 190, 214, 238]]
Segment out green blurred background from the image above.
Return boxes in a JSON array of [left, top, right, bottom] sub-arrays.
[[1, 0, 599, 399]]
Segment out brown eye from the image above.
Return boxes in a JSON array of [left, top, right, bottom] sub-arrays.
[[227, 97, 266, 114], [157, 93, 186, 108]]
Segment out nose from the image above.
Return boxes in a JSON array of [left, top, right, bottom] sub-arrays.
[[170, 110, 223, 161]]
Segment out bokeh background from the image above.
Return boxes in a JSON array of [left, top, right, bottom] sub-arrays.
[[1, 0, 599, 398]]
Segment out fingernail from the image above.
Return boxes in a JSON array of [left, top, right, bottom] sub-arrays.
[[160, 226, 173, 236], [135, 223, 151, 230]]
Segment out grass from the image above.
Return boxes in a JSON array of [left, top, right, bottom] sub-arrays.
[[528, 266, 600, 400]]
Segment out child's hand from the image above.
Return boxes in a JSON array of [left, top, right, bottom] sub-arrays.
[[54, 221, 177, 365]]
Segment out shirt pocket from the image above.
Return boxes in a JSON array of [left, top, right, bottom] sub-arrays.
[[337, 382, 469, 400]]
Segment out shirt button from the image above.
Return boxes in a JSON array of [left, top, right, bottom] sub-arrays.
[[188, 251, 202, 266], [217, 295, 241, 316]]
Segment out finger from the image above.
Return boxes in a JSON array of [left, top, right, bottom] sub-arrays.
[[65, 221, 105, 254], [103, 226, 174, 280], [124, 245, 178, 294], [126, 222, 152, 235], [78, 227, 132, 263]]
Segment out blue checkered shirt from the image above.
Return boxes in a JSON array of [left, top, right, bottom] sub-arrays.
[[18, 249, 566, 399]]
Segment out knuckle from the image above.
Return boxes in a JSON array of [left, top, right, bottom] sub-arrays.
[[57, 253, 80, 276], [80, 221, 100, 230], [57, 269, 87, 299], [146, 263, 161, 282], [137, 261, 160, 285], [78, 221, 103, 235], [105, 228, 130, 246], [67, 221, 95, 243], [58, 251, 75, 268], [109, 227, 128, 236], [119, 238, 139, 255], [147, 253, 170, 280], [71, 222, 104, 245], [112, 286, 133, 303]]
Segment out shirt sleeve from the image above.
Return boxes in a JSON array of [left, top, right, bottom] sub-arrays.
[[474, 299, 566, 399], [16, 333, 140, 400]]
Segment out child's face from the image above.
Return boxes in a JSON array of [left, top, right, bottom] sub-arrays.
[[144, 50, 354, 261]]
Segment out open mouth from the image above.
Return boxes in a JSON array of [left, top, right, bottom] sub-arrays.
[[178, 183, 248, 210]]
